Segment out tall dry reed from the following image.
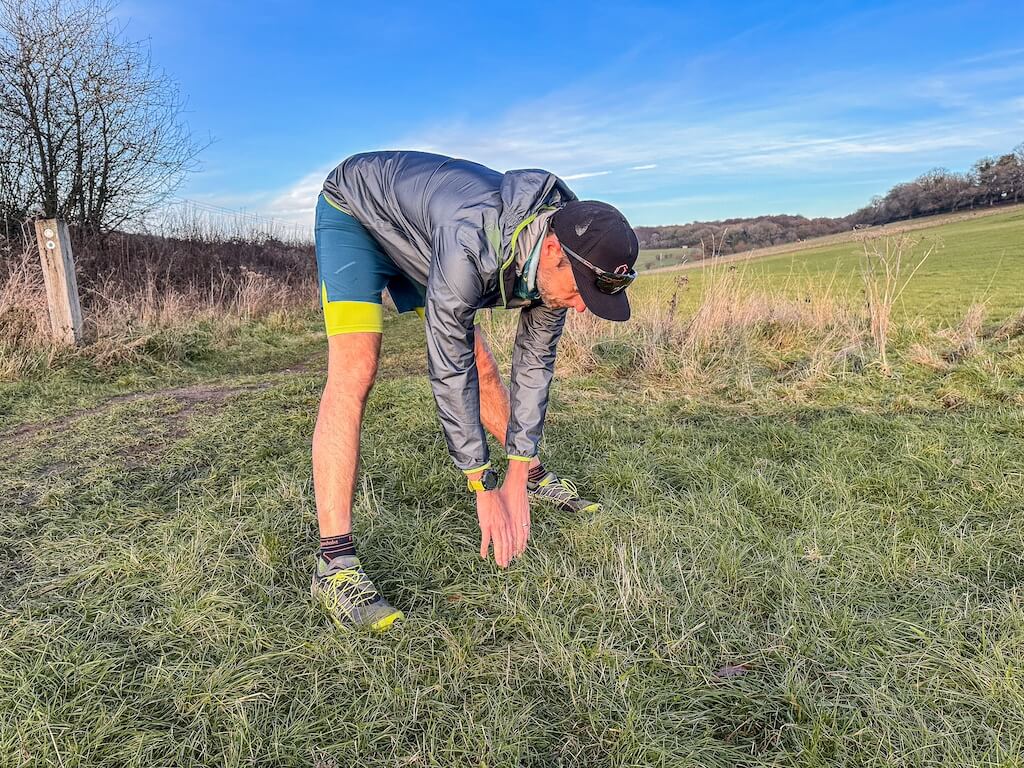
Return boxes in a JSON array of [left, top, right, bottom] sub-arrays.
[[481, 262, 867, 384], [860, 234, 938, 373]]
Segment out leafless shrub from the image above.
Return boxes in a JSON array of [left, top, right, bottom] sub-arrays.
[[140, 199, 312, 246], [0, 0, 202, 232], [860, 234, 938, 374]]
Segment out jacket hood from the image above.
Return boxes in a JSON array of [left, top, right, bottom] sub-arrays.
[[498, 169, 577, 248]]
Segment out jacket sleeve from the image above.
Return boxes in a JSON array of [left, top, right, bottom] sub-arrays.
[[424, 226, 490, 472], [505, 303, 567, 460]]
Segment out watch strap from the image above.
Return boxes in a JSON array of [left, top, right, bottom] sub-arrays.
[[466, 467, 497, 493]]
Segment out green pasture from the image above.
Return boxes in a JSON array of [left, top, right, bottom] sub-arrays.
[[641, 208, 1024, 322]]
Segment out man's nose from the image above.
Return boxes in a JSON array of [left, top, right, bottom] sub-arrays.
[[574, 297, 587, 313]]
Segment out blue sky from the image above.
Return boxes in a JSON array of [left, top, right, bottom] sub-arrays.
[[117, 0, 1024, 228]]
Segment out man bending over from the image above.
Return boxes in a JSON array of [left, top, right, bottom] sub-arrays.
[[310, 151, 638, 630]]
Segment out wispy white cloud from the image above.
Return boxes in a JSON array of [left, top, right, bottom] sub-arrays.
[[246, 51, 1024, 227], [261, 166, 332, 222], [626, 194, 739, 209], [563, 170, 612, 180], [960, 47, 1024, 65], [390, 55, 1024, 183]]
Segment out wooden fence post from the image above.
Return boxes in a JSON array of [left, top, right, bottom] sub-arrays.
[[34, 219, 84, 346]]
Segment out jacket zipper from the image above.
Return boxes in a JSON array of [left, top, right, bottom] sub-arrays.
[[499, 213, 538, 307], [498, 205, 557, 307]]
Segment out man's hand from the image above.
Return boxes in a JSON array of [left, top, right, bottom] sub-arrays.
[[499, 460, 531, 558], [473, 481, 514, 568]]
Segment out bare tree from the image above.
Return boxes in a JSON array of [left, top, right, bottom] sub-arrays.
[[0, 121, 32, 237], [1015, 143, 1024, 205], [0, 0, 201, 233]]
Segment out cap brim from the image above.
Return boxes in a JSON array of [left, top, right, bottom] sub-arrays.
[[569, 260, 631, 321]]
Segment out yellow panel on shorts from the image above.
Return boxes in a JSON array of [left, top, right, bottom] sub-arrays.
[[321, 282, 384, 335]]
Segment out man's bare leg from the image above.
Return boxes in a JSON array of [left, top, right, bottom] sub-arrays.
[[310, 330, 403, 630], [312, 332, 381, 537]]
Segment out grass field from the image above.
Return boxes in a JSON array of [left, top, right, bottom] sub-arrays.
[[643, 206, 1024, 322], [2, 212, 1024, 767], [636, 246, 693, 271]]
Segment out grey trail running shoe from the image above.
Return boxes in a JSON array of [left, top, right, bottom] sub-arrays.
[[311, 555, 404, 631], [527, 470, 601, 513]]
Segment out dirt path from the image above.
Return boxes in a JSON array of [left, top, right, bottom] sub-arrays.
[[2, 360, 322, 445], [2, 335, 428, 448], [5, 381, 276, 442]]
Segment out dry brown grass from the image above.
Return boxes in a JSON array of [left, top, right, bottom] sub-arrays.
[[482, 261, 869, 385], [860, 234, 938, 374], [938, 302, 987, 363], [908, 343, 950, 372], [0, 216, 318, 379], [479, 234, 1008, 390], [0, 243, 314, 378], [92, 266, 309, 332], [2, 229, 1006, 387], [0, 247, 55, 378], [993, 308, 1024, 342], [70, 269, 315, 369]]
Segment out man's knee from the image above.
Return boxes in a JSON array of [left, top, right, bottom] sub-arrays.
[[333, 360, 377, 398], [326, 333, 380, 399]]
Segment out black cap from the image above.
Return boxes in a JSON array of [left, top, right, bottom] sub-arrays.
[[550, 200, 638, 321]]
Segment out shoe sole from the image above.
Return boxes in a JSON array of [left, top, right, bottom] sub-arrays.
[[370, 611, 404, 631]]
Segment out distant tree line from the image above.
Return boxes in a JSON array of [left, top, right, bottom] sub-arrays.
[[636, 214, 850, 255], [635, 142, 1024, 255]]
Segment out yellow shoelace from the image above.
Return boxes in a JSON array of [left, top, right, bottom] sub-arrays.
[[327, 568, 364, 586], [557, 477, 580, 497], [540, 475, 579, 499], [325, 568, 379, 607]]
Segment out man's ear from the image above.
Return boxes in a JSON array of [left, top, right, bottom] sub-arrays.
[[540, 233, 564, 267]]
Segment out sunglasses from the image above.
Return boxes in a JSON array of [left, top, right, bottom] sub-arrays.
[[561, 244, 637, 295]]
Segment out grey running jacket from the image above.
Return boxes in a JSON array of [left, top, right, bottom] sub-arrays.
[[322, 151, 577, 471]]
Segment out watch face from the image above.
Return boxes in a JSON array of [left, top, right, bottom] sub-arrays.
[[482, 469, 499, 491]]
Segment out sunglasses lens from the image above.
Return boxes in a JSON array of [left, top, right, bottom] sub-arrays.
[[595, 270, 636, 295]]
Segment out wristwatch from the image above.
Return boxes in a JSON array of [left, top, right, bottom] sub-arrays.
[[467, 468, 499, 493]]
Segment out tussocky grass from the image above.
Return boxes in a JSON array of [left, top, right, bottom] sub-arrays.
[[2, 306, 1024, 767]]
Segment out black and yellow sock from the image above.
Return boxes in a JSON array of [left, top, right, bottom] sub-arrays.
[[528, 462, 547, 483], [320, 533, 356, 562]]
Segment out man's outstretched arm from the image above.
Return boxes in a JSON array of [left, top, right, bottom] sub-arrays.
[[487, 303, 566, 552], [424, 227, 517, 567]]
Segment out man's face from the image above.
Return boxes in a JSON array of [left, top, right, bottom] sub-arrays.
[[536, 233, 587, 313]]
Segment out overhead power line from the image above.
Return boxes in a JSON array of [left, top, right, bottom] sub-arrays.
[[167, 197, 312, 232]]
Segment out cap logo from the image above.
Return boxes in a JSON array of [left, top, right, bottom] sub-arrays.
[[575, 217, 593, 237], [615, 264, 630, 274]]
